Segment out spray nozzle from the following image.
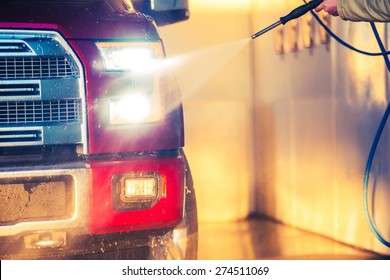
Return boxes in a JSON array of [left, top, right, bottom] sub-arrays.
[[251, 0, 324, 39]]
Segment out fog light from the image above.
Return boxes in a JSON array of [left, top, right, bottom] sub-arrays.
[[112, 173, 162, 211], [123, 177, 157, 201]]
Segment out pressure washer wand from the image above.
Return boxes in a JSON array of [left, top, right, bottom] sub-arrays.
[[251, 0, 324, 39]]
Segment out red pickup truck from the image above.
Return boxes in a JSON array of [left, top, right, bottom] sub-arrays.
[[0, 0, 197, 260]]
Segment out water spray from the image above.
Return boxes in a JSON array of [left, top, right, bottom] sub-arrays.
[[251, 0, 324, 39]]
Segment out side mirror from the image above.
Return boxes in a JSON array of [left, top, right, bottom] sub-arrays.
[[133, 0, 190, 26]]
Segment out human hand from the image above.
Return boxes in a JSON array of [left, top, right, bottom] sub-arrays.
[[315, 0, 339, 16]]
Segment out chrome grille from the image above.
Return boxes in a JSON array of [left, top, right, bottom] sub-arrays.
[[0, 56, 79, 79], [0, 99, 82, 124], [0, 30, 86, 149]]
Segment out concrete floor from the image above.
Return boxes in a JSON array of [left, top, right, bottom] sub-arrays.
[[198, 217, 388, 260]]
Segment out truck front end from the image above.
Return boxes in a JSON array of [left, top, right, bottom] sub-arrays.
[[0, 0, 197, 260]]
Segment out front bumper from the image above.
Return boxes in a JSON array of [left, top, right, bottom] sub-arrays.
[[0, 228, 170, 260], [0, 165, 90, 239], [0, 152, 185, 259]]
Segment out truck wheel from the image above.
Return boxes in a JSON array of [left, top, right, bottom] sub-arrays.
[[151, 163, 198, 260]]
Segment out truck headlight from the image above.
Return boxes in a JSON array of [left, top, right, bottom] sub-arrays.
[[109, 93, 162, 124], [112, 173, 164, 211], [96, 41, 165, 124], [96, 42, 163, 72]]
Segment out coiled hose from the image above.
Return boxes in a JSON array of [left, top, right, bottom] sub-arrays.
[[308, 6, 390, 247]]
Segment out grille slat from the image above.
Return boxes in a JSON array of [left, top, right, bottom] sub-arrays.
[[0, 128, 42, 145], [0, 56, 79, 79], [0, 82, 40, 98], [0, 41, 33, 54], [0, 99, 82, 124]]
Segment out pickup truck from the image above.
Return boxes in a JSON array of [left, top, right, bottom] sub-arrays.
[[0, 0, 197, 260]]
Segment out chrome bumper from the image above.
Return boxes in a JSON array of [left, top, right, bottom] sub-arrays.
[[0, 166, 90, 240]]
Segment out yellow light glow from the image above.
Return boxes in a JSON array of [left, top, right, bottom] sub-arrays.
[[124, 177, 157, 200], [250, 0, 291, 12], [195, 0, 251, 11]]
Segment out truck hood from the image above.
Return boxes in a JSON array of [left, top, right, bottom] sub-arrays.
[[0, 0, 160, 40]]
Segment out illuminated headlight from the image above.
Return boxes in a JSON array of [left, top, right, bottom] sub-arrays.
[[112, 173, 163, 211], [109, 93, 162, 124], [97, 41, 165, 124], [96, 42, 163, 72]]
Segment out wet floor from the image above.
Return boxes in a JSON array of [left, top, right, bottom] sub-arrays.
[[198, 217, 389, 260]]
